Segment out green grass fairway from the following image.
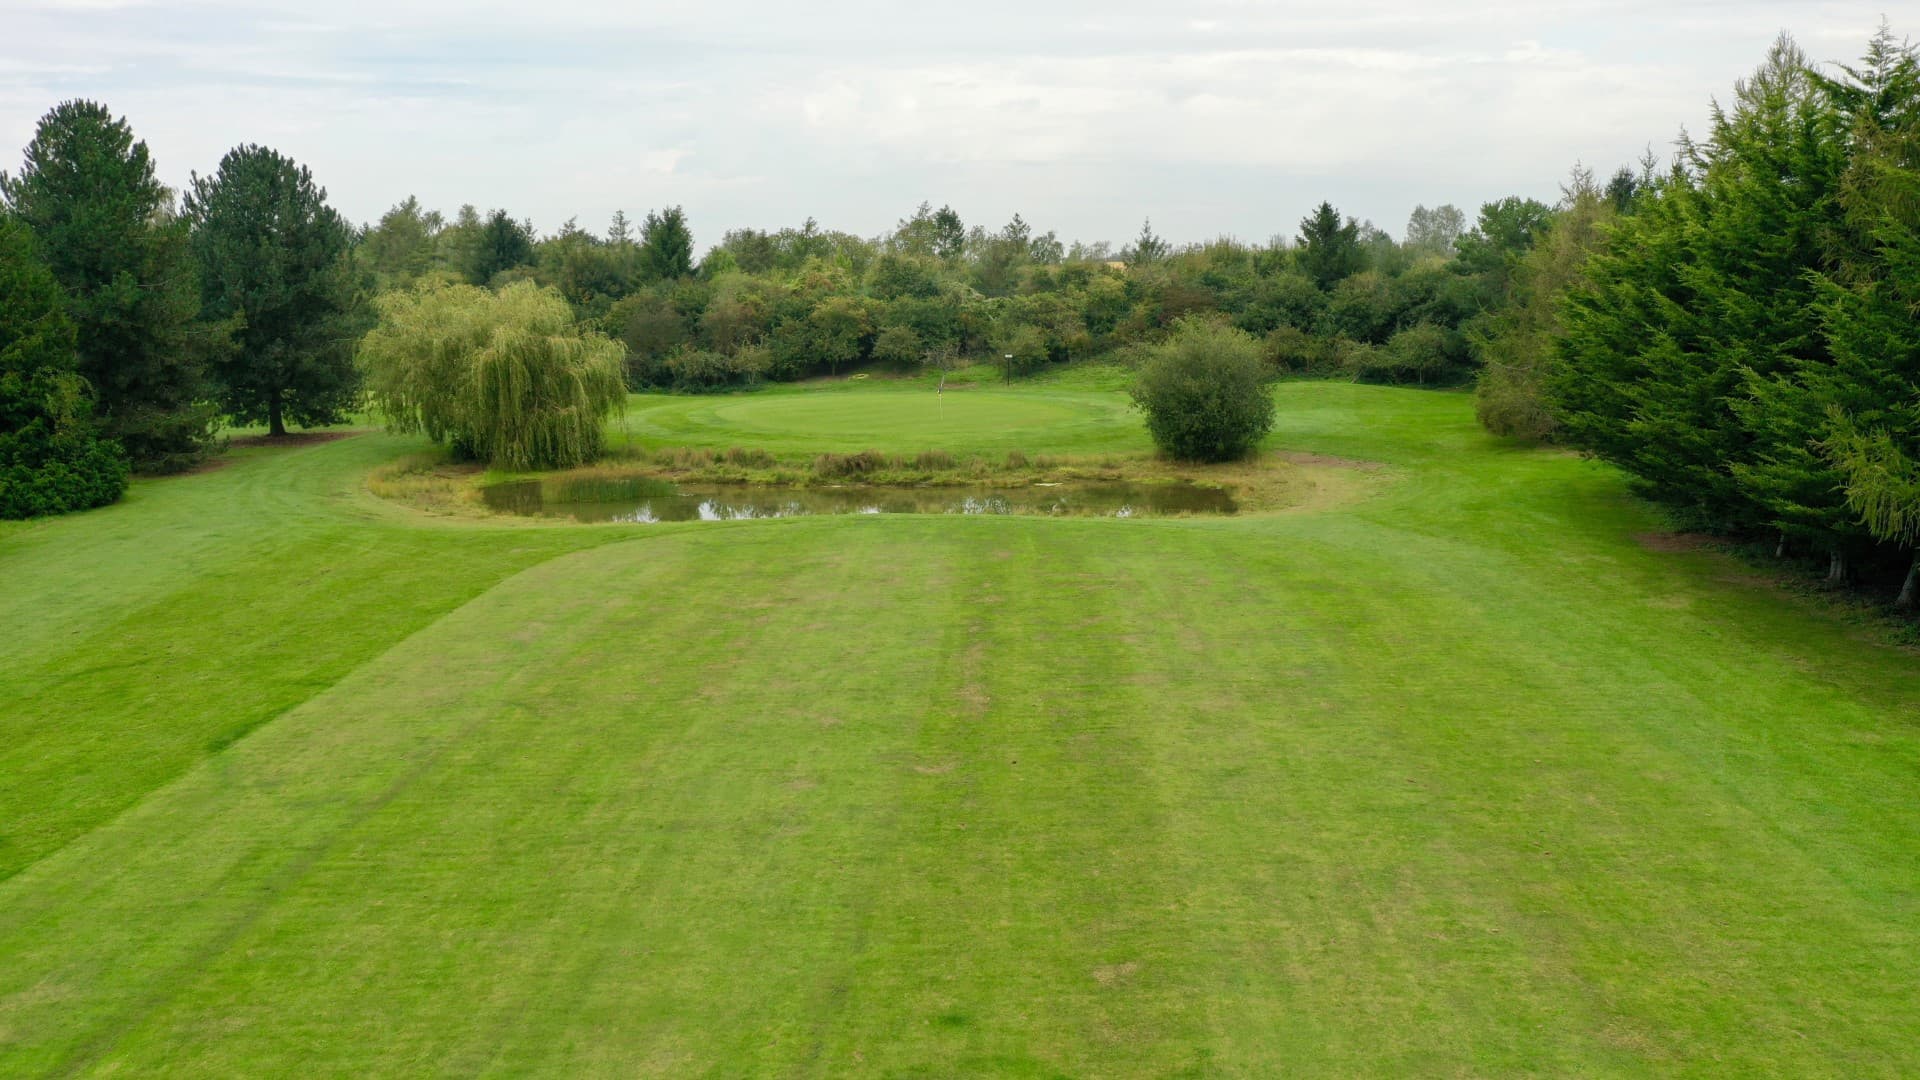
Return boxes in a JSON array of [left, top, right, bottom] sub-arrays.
[[3, 381, 1918, 1076]]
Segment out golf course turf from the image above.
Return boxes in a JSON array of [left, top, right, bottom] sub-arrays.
[[2, 377, 1917, 1076]]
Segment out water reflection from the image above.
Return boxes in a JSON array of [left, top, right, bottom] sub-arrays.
[[481, 476, 1236, 522]]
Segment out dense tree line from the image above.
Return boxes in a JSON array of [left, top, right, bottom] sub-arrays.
[[1484, 26, 1920, 608], [0, 100, 363, 516], [361, 192, 1580, 396]]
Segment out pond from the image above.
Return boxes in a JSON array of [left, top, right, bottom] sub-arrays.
[[481, 476, 1237, 522]]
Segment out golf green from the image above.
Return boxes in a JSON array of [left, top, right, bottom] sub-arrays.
[[622, 383, 1145, 455]]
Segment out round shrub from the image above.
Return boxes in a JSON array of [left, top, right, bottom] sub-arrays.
[[1, 426, 130, 519], [870, 324, 923, 369], [1128, 318, 1275, 462]]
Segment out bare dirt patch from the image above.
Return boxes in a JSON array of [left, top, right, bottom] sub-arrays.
[[175, 431, 362, 477], [1632, 532, 1714, 554], [1091, 962, 1139, 987], [175, 455, 239, 478], [1275, 450, 1388, 471], [229, 430, 359, 449]]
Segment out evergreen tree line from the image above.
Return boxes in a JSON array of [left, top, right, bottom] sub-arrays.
[[1479, 26, 1920, 608], [0, 100, 362, 517]]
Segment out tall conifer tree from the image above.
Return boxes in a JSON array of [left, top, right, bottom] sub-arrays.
[[0, 100, 213, 470], [186, 145, 360, 436], [1816, 27, 1920, 599]]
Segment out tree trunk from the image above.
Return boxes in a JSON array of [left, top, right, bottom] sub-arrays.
[[1774, 532, 1787, 559], [1897, 553, 1919, 611], [1826, 549, 1849, 586], [268, 394, 286, 438]]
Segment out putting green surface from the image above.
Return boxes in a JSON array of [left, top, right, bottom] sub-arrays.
[[3, 381, 1918, 1076], [623, 383, 1146, 455]]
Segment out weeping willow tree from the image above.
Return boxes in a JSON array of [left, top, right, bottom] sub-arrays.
[[359, 281, 495, 453], [359, 280, 625, 469]]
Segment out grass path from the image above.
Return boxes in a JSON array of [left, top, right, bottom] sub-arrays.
[[1, 382, 1917, 1075]]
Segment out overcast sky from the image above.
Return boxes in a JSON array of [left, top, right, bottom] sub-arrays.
[[0, 1, 1901, 249]]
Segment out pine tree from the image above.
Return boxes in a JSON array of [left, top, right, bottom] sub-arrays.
[[1551, 165, 1747, 526], [639, 206, 694, 281], [1713, 37, 1861, 573], [930, 205, 967, 261], [0, 100, 213, 470], [1295, 202, 1363, 289], [186, 145, 361, 436], [607, 209, 634, 247], [1816, 27, 1920, 602], [466, 209, 535, 285], [360, 195, 441, 288], [1554, 35, 1860, 547], [1124, 218, 1169, 264]]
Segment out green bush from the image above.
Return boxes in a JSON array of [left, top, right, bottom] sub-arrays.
[[663, 346, 764, 392], [1263, 325, 1346, 374], [607, 290, 687, 388], [871, 324, 923, 369], [0, 216, 129, 519], [1346, 323, 1463, 384], [1127, 317, 1275, 462], [1474, 364, 1558, 441], [1, 428, 130, 518], [992, 323, 1049, 377]]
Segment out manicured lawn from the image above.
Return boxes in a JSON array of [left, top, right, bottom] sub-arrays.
[[2, 380, 1917, 1076], [618, 372, 1146, 457]]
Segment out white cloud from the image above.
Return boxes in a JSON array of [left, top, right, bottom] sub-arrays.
[[0, 0, 1902, 243]]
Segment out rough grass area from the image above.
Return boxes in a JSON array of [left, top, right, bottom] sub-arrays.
[[2, 381, 1918, 1076], [453, 447, 1343, 517]]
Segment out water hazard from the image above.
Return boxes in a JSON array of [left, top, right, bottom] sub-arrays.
[[482, 476, 1237, 522]]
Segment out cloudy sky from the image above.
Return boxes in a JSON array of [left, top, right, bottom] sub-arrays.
[[0, 1, 1899, 249]]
